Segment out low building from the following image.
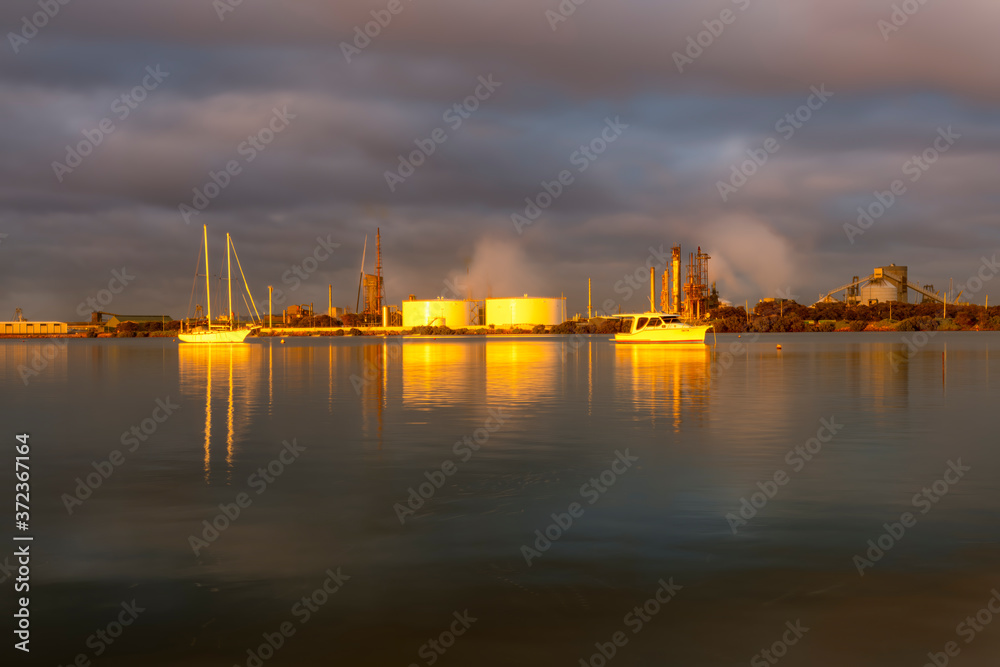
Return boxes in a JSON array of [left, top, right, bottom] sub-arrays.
[[2, 321, 68, 335]]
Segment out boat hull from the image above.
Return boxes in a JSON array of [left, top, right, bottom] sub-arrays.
[[613, 325, 712, 344], [178, 328, 255, 343]]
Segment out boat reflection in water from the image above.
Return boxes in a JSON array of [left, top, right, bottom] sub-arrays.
[[178, 343, 257, 484], [614, 343, 711, 432]]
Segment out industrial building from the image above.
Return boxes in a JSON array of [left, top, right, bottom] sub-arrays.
[[4, 308, 68, 335], [817, 265, 946, 305], [3, 320, 68, 335], [485, 296, 566, 328]]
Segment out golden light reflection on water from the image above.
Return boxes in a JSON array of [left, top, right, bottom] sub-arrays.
[[0, 341, 69, 383], [178, 344, 255, 484], [614, 344, 711, 431], [402, 341, 483, 409], [485, 340, 560, 406]]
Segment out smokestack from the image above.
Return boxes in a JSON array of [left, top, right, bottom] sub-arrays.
[[650, 266, 655, 312], [672, 245, 681, 316], [328, 284, 332, 319], [588, 278, 592, 319]]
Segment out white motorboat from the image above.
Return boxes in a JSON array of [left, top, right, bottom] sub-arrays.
[[178, 225, 261, 344], [612, 312, 712, 344]]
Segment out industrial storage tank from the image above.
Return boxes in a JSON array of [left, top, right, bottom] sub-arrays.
[[485, 296, 567, 328], [402, 299, 471, 328], [860, 279, 896, 304]]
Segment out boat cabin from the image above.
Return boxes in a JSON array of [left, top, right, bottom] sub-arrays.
[[629, 313, 681, 333]]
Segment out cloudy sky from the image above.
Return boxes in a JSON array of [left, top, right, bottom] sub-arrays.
[[2, 0, 999, 321]]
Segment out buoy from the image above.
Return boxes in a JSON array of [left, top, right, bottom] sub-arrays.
[[777, 344, 782, 350], [280, 339, 285, 343]]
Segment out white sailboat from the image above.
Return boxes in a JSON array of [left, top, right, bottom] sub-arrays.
[[179, 225, 261, 344]]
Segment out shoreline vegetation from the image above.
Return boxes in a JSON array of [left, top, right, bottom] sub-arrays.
[[4, 301, 999, 338]]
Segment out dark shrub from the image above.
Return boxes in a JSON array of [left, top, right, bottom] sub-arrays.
[[848, 320, 868, 331], [552, 321, 576, 334], [595, 319, 622, 334]]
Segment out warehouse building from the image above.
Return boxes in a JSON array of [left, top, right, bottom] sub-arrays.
[[3, 321, 68, 335]]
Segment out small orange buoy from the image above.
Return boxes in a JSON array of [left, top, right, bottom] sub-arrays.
[[777, 344, 782, 350], [280, 339, 285, 343]]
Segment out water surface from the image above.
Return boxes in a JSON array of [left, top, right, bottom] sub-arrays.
[[2, 333, 999, 666]]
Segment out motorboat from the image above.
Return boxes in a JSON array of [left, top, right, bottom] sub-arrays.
[[612, 312, 712, 344]]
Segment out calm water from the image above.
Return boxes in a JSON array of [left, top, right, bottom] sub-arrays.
[[2, 333, 999, 666]]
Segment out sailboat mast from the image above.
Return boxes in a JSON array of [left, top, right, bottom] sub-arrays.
[[204, 224, 211, 329], [226, 232, 233, 327]]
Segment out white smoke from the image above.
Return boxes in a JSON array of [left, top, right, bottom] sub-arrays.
[[445, 237, 546, 299], [704, 216, 795, 303]]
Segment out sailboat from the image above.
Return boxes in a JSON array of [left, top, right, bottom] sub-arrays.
[[178, 225, 261, 344]]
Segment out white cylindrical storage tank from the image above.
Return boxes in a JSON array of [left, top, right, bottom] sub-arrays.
[[402, 299, 471, 328], [860, 280, 895, 304], [485, 297, 567, 327]]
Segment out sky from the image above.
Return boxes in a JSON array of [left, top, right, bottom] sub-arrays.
[[2, 0, 1000, 321]]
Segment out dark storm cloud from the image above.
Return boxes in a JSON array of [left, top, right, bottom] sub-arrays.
[[1, 0, 1000, 318]]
